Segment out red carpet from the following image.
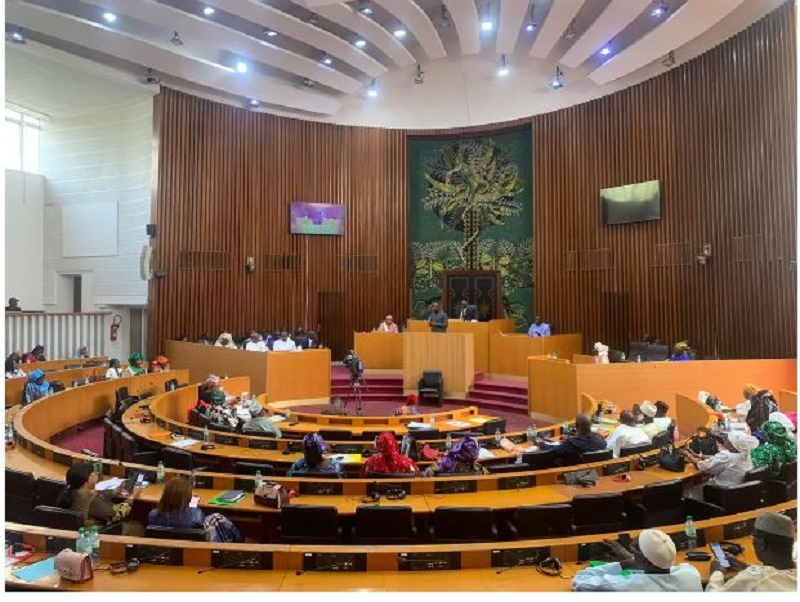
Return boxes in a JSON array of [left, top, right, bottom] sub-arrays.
[[50, 418, 105, 456]]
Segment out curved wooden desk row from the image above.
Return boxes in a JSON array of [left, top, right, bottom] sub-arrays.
[[5, 367, 109, 409], [5, 502, 795, 591], [7, 356, 109, 373]]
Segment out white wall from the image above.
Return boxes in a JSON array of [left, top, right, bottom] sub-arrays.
[[40, 98, 153, 310], [4, 170, 45, 310]]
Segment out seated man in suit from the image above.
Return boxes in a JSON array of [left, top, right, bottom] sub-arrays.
[[527, 315, 551, 337], [540, 413, 607, 466], [457, 300, 478, 321]]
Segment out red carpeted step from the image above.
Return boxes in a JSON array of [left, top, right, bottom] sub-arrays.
[[467, 391, 527, 405], [472, 381, 527, 395]]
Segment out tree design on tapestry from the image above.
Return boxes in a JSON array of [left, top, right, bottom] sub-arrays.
[[423, 140, 524, 269]]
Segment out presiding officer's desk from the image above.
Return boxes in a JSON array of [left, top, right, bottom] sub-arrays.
[[6, 500, 796, 590]]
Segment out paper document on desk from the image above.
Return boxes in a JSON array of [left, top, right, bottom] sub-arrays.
[[269, 415, 286, 423], [331, 454, 362, 464], [446, 421, 470, 428], [170, 438, 199, 449], [95, 477, 125, 491], [469, 417, 490, 425], [406, 422, 429, 429], [12, 557, 56, 583], [478, 448, 496, 459]]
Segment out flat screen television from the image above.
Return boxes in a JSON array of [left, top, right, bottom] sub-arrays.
[[290, 202, 345, 236], [600, 180, 660, 225]]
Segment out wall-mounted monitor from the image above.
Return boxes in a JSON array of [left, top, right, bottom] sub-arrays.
[[290, 202, 345, 236], [601, 180, 661, 225]]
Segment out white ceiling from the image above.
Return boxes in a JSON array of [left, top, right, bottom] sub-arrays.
[[4, 0, 788, 128]]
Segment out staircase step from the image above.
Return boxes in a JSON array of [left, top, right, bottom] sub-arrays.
[[467, 399, 529, 414], [472, 381, 527, 395], [468, 391, 527, 404]]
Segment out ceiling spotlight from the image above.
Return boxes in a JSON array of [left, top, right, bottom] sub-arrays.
[[263, 28, 277, 37], [102, 12, 117, 23], [355, 39, 366, 48], [497, 54, 509, 77], [393, 27, 406, 39], [202, 6, 215, 16], [358, 1, 373, 16], [307, 14, 320, 26], [481, 20, 494, 32], [235, 61, 248, 73], [144, 68, 161, 84], [170, 31, 183, 45], [549, 66, 564, 89], [438, 4, 451, 28], [599, 46, 611, 56], [367, 79, 378, 98], [525, 22, 537, 33], [652, 3, 668, 17], [414, 63, 425, 85], [8, 29, 25, 44], [302, 78, 316, 88], [661, 50, 676, 68], [249, 99, 260, 108], [321, 55, 333, 65], [564, 19, 577, 40]]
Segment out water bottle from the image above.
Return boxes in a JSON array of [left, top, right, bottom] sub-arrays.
[[494, 428, 502, 446], [285, 409, 291, 421], [156, 461, 166, 484], [620, 352, 626, 361], [530, 424, 538, 440], [724, 414, 731, 431], [684, 516, 697, 549], [429, 413, 435, 426], [76, 528, 89, 555], [254, 469, 262, 488], [562, 422, 571, 438], [89, 526, 100, 567], [445, 433, 452, 451], [203, 425, 210, 443], [636, 354, 642, 363], [190, 468, 197, 487]]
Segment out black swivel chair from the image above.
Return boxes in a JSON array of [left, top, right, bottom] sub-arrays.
[[50, 381, 66, 393], [6, 468, 37, 524], [278, 505, 342, 544], [580, 449, 613, 463], [572, 493, 626, 534], [232, 462, 275, 476], [650, 430, 673, 449], [508, 505, 573, 539], [481, 418, 507, 437], [744, 466, 771, 483], [765, 461, 797, 504], [626, 480, 686, 528], [353, 506, 417, 544], [486, 463, 527, 474], [318, 429, 353, 442], [619, 442, 653, 457], [408, 428, 441, 441], [162, 448, 209, 472], [521, 449, 556, 470], [418, 371, 444, 408], [686, 481, 765, 520], [103, 417, 116, 458], [145, 526, 207, 541], [431, 507, 497, 543], [33, 506, 122, 534], [361, 430, 396, 442], [35, 477, 67, 507]]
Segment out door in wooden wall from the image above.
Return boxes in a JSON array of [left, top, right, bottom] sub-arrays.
[[318, 292, 346, 360]]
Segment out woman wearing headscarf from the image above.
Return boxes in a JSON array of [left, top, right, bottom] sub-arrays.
[[150, 355, 171, 373], [683, 430, 759, 487], [74, 344, 89, 359], [423, 436, 488, 477], [751, 421, 797, 478], [56, 462, 144, 536], [105, 358, 123, 380], [746, 389, 780, 435], [5, 352, 25, 379], [360, 432, 419, 477], [214, 332, 238, 349], [200, 374, 234, 408], [669, 341, 692, 361], [286, 433, 346, 477], [24, 345, 46, 363], [23, 369, 50, 404], [122, 352, 147, 377]]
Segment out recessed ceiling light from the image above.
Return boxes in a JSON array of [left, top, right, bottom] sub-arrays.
[[321, 55, 333, 65], [249, 99, 260, 108], [600, 47, 611, 56], [497, 54, 509, 77], [203, 6, 215, 16], [8, 30, 25, 44], [550, 66, 565, 90], [367, 79, 378, 98], [652, 3, 667, 17], [481, 20, 493, 32], [263, 29, 277, 37], [358, 1, 373, 16], [393, 28, 406, 39], [525, 23, 536, 33], [102, 12, 117, 23], [235, 61, 248, 73], [170, 31, 183, 45], [355, 39, 366, 48]]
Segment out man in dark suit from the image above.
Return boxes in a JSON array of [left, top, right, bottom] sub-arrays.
[[458, 300, 478, 321]]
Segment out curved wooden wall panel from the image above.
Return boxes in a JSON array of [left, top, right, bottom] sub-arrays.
[[532, 3, 796, 359]]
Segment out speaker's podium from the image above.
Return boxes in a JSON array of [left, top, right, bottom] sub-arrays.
[[403, 332, 474, 399]]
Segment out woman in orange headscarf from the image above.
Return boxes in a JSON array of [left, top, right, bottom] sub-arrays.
[[361, 432, 419, 477]]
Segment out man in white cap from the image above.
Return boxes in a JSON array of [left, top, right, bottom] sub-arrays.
[[683, 430, 759, 488], [706, 511, 796, 591], [638, 400, 670, 439], [572, 528, 702, 591], [242, 398, 281, 438]]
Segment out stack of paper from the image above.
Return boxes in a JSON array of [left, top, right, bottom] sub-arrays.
[[95, 477, 125, 491], [170, 438, 199, 448]]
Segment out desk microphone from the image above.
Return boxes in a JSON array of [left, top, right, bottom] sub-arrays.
[[295, 557, 354, 576], [197, 557, 259, 574]]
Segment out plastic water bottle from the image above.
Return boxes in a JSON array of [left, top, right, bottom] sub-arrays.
[[724, 414, 731, 432], [636, 354, 642, 363], [562, 422, 571, 437], [156, 461, 166, 484], [445, 433, 452, 451], [429, 413, 435, 426], [620, 352, 626, 361], [190, 468, 197, 487], [254, 469, 263, 488], [89, 526, 100, 567], [76, 528, 89, 555], [494, 428, 502, 446], [529, 424, 538, 441], [685, 516, 697, 549], [203, 425, 210, 443]]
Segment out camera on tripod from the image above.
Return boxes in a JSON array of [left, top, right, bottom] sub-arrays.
[[343, 350, 364, 385]]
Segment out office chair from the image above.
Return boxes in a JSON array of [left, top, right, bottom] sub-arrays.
[[353, 506, 417, 544], [417, 371, 443, 407], [6, 468, 37, 524], [508, 504, 573, 539], [626, 480, 686, 528], [431, 507, 497, 543], [278, 505, 342, 544], [145, 526, 207, 541], [572, 493, 626, 534]]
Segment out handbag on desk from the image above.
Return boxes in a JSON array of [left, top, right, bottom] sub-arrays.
[[54, 549, 93, 582], [658, 444, 686, 472], [254, 481, 291, 509], [562, 469, 598, 487]]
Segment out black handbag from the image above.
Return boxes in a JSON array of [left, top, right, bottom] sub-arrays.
[[689, 428, 719, 456], [658, 444, 686, 472], [562, 469, 598, 487]]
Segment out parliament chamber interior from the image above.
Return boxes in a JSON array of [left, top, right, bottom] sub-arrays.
[[3, 0, 798, 596]]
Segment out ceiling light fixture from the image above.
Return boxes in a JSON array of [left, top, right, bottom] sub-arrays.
[[355, 39, 366, 48], [203, 6, 215, 16], [393, 27, 406, 39], [235, 61, 248, 73], [170, 31, 183, 45], [525, 5, 537, 32], [652, 3, 668, 17], [549, 66, 564, 89], [8, 29, 25, 44], [599, 46, 611, 56], [307, 13, 320, 26], [661, 50, 676, 68], [102, 12, 117, 23], [263, 28, 277, 37], [249, 99, 260, 108], [439, 4, 451, 29], [497, 54, 509, 77], [414, 63, 425, 85], [321, 54, 333, 65], [564, 19, 577, 40], [358, 1, 373, 16], [302, 78, 316, 88], [367, 79, 378, 98], [481, 20, 493, 32], [144, 68, 161, 84]]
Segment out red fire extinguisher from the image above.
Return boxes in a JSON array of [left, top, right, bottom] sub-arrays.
[[110, 314, 122, 341]]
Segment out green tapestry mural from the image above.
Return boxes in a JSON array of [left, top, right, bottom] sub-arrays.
[[409, 127, 533, 330]]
